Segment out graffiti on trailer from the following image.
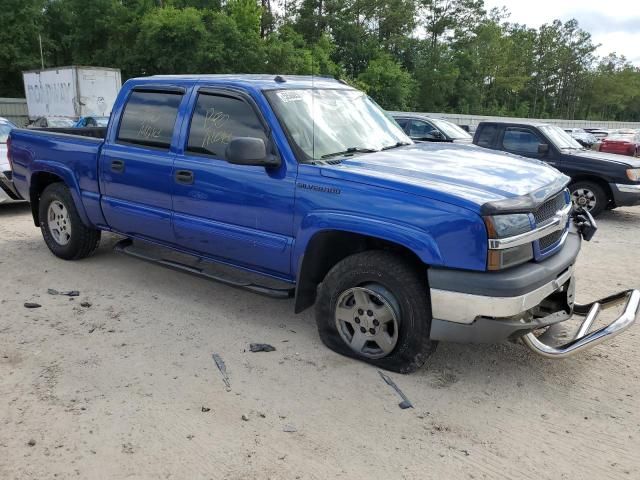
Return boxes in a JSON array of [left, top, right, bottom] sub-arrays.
[[27, 82, 73, 106]]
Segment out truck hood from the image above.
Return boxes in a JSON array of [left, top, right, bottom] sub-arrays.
[[566, 148, 640, 168], [319, 143, 567, 212]]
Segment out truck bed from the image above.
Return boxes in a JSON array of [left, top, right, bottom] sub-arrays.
[[9, 128, 105, 218]]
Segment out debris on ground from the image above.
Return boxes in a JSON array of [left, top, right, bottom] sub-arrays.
[[212, 353, 231, 390], [282, 424, 297, 433], [249, 343, 276, 353], [378, 371, 414, 409], [27, 439, 36, 447], [47, 289, 59, 295], [241, 414, 250, 421], [201, 407, 211, 413], [24, 302, 41, 309], [60, 290, 80, 297], [80, 302, 92, 308]]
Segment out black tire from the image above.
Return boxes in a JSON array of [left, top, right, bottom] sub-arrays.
[[39, 183, 101, 260], [315, 250, 436, 373], [569, 181, 607, 218]]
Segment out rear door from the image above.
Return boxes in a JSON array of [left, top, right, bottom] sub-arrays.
[[99, 86, 185, 242], [171, 87, 296, 276]]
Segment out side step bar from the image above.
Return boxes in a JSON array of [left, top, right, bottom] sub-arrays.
[[522, 289, 640, 358], [114, 239, 295, 299]]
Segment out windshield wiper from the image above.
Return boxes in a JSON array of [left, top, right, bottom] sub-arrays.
[[321, 147, 379, 159], [381, 141, 412, 151]]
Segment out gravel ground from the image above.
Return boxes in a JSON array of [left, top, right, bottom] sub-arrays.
[[1, 202, 639, 480]]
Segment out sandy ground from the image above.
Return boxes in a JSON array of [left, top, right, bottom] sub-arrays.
[[1, 202, 639, 480]]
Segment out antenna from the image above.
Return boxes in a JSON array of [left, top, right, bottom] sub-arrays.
[[312, 40, 315, 162]]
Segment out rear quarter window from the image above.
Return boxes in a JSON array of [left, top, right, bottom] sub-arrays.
[[117, 90, 183, 149]]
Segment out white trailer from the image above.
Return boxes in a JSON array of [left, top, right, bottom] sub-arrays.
[[22, 66, 122, 120]]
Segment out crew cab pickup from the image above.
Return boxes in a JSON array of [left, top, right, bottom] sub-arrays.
[[8, 75, 639, 373], [473, 121, 640, 217]]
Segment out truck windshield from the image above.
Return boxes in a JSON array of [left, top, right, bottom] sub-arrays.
[[540, 125, 584, 150], [265, 89, 411, 161]]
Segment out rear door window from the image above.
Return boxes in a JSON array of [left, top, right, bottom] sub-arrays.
[[186, 93, 267, 161], [475, 125, 497, 148], [117, 90, 183, 149], [502, 128, 542, 155]]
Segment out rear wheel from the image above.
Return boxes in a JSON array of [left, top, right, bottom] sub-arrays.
[[315, 250, 436, 373], [39, 183, 101, 260], [570, 181, 607, 218]]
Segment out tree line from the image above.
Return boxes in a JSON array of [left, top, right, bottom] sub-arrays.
[[1, 0, 639, 121]]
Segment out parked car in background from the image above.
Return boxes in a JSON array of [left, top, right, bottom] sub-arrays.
[[473, 121, 640, 217], [0, 120, 24, 204], [564, 128, 597, 148], [392, 113, 473, 143], [584, 128, 610, 140], [10, 74, 637, 370], [74, 116, 110, 128], [600, 131, 640, 157], [28, 117, 76, 129]]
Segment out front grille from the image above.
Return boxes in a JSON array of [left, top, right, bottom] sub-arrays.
[[533, 192, 567, 225], [539, 229, 564, 250]]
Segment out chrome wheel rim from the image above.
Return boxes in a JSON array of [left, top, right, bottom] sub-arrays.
[[47, 200, 72, 246], [571, 188, 596, 212], [334, 286, 399, 359]]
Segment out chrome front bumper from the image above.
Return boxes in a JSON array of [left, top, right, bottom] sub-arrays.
[[522, 289, 640, 358], [430, 266, 574, 324]]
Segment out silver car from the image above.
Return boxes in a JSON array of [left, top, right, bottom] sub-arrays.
[[0, 119, 25, 204]]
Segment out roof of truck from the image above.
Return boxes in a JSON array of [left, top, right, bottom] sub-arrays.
[[137, 74, 351, 90], [477, 120, 552, 128]]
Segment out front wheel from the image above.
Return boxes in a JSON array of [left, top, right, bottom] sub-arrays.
[[570, 181, 607, 218], [39, 183, 101, 260], [315, 251, 436, 373]]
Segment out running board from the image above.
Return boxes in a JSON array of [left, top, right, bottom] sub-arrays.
[[114, 238, 295, 299]]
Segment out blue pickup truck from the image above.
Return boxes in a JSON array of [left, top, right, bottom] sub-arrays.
[[8, 75, 639, 373]]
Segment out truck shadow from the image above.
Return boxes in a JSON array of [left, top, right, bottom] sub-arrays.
[[0, 202, 30, 217]]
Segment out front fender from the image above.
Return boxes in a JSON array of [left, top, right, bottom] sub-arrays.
[[293, 211, 445, 272], [30, 161, 92, 228]]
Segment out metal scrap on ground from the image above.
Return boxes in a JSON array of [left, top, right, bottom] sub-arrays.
[[249, 343, 276, 352], [378, 370, 414, 409], [212, 353, 231, 390]]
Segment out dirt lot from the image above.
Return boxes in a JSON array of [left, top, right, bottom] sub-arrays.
[[1, 202, 639, 480]]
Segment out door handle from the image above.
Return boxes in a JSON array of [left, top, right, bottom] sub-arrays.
[[111, 159, 125, 173], [175, 170, 194, 185]]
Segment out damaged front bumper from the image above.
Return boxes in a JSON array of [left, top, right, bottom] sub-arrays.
[[428, 215, 639, 357], [522, 289, 639, 358]]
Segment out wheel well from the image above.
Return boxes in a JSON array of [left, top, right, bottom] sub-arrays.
[[569, 176, 613, 205], [30, 172, 64, 226], [294, 231, 426, 313]]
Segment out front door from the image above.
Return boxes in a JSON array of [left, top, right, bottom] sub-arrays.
[[99, 88, 185, 243], [171, 88, 296, 277]]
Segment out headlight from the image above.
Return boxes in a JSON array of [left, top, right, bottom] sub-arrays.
[[626, 168, 640, 182], [484, 214, 534, 270], [484, 214, 532, 238]]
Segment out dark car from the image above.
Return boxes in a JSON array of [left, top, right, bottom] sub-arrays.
[[473, 121, 640, 217], [392, 113, 473, 143]]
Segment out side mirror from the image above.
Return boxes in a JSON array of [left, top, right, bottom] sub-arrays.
[[225, 137, 280, 167], [538, 143, 549, 155]]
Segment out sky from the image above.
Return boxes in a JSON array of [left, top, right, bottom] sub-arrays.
[[484, 0, 640, 65]]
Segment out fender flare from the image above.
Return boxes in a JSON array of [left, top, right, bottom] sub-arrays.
[[30, 161, 92, 228], [293, 211, 444, 270]]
